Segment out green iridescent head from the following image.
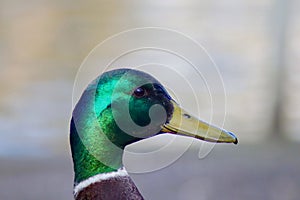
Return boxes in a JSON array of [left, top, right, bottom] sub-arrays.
[[70, 68, 237, 184]]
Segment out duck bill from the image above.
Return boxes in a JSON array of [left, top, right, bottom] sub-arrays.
[[161, 100, 238, 144]]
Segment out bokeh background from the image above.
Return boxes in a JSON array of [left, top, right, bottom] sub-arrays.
[[1, 0, 300, 200]]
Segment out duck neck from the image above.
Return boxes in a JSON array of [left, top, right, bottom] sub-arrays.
[[70, 118, 124, 184]]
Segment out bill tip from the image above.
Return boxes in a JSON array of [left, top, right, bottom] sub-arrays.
[[234, 138, 238, 145], [228, 131, 238, 145]]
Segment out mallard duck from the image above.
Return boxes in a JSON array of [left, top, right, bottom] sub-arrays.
[[70, 68, 237, 200]]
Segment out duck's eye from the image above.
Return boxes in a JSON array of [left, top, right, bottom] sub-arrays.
[[133, 87, 147, 98]]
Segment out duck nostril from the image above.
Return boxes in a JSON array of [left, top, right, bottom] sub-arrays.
[[183, 113, 191, 119]]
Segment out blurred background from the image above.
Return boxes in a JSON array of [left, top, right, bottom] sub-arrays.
[[0, 0, 300, 199]]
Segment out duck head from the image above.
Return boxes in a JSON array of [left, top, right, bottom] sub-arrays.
[[70, 68, 237, 184]]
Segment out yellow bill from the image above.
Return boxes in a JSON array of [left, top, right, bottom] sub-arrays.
[[161, 100, 238, 144]]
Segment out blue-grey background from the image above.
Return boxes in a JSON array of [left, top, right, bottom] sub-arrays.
[[0, 1, 299, 199]]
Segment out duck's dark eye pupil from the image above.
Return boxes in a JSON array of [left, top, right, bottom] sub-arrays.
[[134, 87, 145, 97]]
